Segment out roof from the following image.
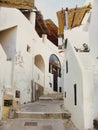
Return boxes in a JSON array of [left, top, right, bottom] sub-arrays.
[[35, 10, 49, 37], [0, 0, 34, 9], [57, 4, 91, 35], [45, 19, 58, 46], [35, 11, 58, 46]]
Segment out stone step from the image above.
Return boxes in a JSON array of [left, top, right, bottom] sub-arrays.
[[15, 111, 71, 119], [39, 96, 53, 100], [39, 93, 63, 100]]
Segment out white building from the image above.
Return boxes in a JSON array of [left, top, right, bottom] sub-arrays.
[[0, 7, 64, 119], [63, 0, 98, 130]]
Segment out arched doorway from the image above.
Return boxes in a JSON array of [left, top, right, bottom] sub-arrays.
[[33, 54, 45, 100], [35, 54, 45, 73], [49, 54, 61, 92]]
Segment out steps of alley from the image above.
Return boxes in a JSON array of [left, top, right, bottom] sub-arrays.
[[15, 93, 71, 120]]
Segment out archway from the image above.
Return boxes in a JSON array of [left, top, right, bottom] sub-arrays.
[[35, 54, 45, 73], [49, 54, 61, 92], [32, 54, 45, 100]]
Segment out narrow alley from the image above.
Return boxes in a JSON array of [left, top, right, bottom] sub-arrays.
[[0, 0, 96, 130]]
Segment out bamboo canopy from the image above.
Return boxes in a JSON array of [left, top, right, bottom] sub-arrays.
[[0, 0, 34, 9], [57, 4, 91, 36]]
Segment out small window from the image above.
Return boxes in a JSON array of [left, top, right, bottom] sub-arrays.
[[15, 90, 20, 98], [64, 38, 68, 49], [27, 45, 31, 53], [74, 84, 77, 105], [49, 64, 52, 73], [65, 91, 66, 98], [4, 100, 13, 106], [58, 68, 61, 77], [59, 87, 62, 92], [66, 60, 68, 73]]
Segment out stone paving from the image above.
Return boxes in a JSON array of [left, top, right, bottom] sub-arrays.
[[19, 100, 63, 113], [0, 119, 65, 130], [0, 118, 78, 130]]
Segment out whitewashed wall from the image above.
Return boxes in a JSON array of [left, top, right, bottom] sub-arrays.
[[89, 0, 98, 60], [14, 52, 32, 103], [64, 16, 95, 129], [64, 40, 84, 129], [89, 0, 98, 121], [0, 45, 12, 90], [64, 40, 95, 129], [0, 53, 12, 119], [0, 7, 64, 105]]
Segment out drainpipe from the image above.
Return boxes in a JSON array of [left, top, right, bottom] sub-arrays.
[[42, 34, 47, 43]]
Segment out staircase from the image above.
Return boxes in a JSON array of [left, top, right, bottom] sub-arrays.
[[15, 111, 71, 119], [15, 93, 71, 120], [1, 93, 79, 130]]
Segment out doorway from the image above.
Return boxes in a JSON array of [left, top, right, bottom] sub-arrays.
[[49, 54, 61, 92]]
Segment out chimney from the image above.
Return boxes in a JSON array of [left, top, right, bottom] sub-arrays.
[[58, 34, 63, 49], [30, 9, 36, 28], [42, 34, 47, 43]]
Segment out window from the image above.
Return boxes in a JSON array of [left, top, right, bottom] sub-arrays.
[[64, 38, 68, 49], [58, 68, 61, 77], [59, 87, 62, 92], [65, 91, 66, 98], [66, 60, 68, 73], [15, 90, 20, 98], [74, 84, 77, 105], [49, 64, 52, 73], [27, 45, 31, 53], [4, 100, 13, 106]]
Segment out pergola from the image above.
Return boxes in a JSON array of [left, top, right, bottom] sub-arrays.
[[57, 4, 92, 36]]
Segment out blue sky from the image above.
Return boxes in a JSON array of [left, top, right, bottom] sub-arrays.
[[35, 0, 86, 25]]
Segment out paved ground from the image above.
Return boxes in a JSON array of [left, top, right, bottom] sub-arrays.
[[0, 118, 78, 130], [0, 119, 66, 130], [0, 99, 78, 130], [19, 100, 65, 113]]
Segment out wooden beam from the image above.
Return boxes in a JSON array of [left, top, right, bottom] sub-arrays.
[[71, 5, 77, 28]]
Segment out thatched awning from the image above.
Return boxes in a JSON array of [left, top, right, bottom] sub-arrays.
[[57, 4, 91, 35], [0, 0, 34, 9]]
